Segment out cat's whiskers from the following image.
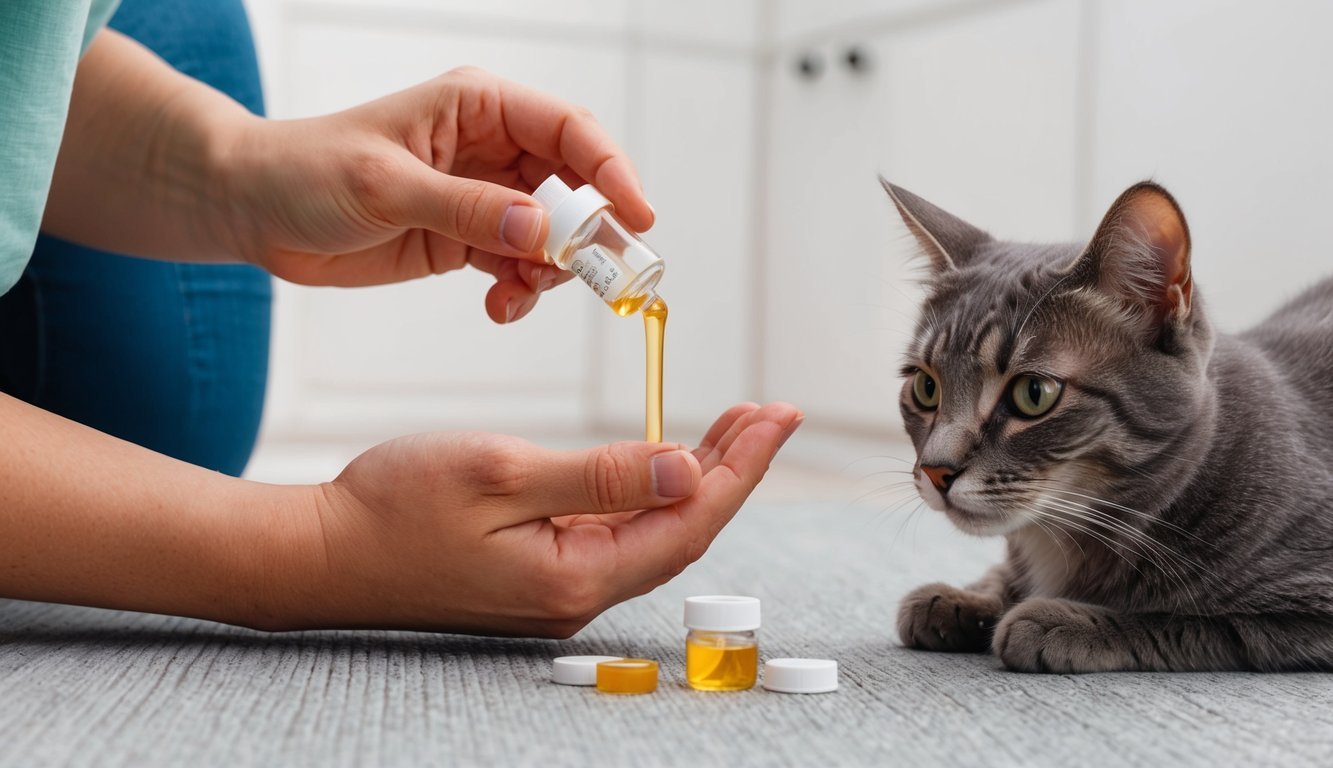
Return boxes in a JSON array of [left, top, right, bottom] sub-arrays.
[[847, 480, 917, 510], [1027, 497, 1208, 619], [887, 500, 928, 553], [1030, 497, 1197, 582], [840, 451, 931, 537], [854, 469, 915, 481], [844, 480, 922, 537], [1027, 479, 1210, 544], [1028, 482, 1228, 617], [840, 454, 914, 473], [1020, 503, 1194, 620], [1019, 504, 1155, 587], [1022, 510, 1082, 578], [849, 471, 915, 499]]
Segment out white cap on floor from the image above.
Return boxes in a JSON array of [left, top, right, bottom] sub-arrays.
[[551, 655, 622, 686], [762, 658, 838, 694]]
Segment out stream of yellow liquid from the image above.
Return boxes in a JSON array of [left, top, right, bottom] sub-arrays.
[[641, 298, 668, 443]]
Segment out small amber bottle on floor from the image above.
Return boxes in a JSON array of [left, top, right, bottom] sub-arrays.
[[684, 596, 760, 691]]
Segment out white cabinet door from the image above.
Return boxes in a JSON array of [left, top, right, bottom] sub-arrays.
[[762, 0, 1080, 435], [262, 19, 629, 438]]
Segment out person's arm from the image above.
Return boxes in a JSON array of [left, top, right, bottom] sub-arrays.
[[41, 30, 251, 266], [0, 392, 308, 627], [0, 391, 801, 634], [43, 30, 653, 323]]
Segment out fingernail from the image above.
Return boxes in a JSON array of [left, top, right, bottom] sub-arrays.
[[651, 451, 694, 498], [500, 205, 543, 252], [511, 294, 538, 321], [503, 300, 514, 323], [537, 272, 556, 292], [777, 415, 804, 451]]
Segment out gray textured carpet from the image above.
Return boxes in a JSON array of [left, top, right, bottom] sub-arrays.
[[3, 502, 1331, 767]]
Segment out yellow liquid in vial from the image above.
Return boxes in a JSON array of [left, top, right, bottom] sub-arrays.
[[686, 637, 758, 691], [611, 293, 651, 317], [642, 298, 667, 443]]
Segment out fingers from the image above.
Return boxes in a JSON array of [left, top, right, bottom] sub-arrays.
[[389, 164, 550, 261], [497, 79, 654, 232], [606, 403, 803, 591], [697, 402, 802, 474], [469, 250, 572, 323], [691, 402, 760, 467], [498, 441, 703, 524]]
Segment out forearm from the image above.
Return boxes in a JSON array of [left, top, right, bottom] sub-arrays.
[[41, 29, 257, 261], [0, 392, 319, 629]]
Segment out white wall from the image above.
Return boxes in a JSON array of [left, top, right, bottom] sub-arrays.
[[240, 0, 1333, 469], [1087, 0, 1333, 332]]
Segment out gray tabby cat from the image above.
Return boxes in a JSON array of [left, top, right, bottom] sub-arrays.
[[888, 178, 1333, 672]]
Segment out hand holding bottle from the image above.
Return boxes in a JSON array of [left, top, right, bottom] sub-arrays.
[[218, 65, 654, 322]]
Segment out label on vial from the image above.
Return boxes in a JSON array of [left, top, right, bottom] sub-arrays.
[[570, 245, 633, 300]]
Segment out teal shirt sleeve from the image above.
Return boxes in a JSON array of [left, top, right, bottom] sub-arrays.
[[0, 0, 121, 296]]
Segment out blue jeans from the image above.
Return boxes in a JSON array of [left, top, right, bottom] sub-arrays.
[[0, 0, 272, 477]]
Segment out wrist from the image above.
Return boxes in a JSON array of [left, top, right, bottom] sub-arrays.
[[200, 105, 270, 264], [201, 477, 332, 631]]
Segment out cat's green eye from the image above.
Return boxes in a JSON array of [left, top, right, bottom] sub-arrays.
[[912, 370, 940, 409], [1010, 374, 1063, 418]]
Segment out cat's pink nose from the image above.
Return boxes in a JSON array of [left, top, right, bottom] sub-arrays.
[[921, 464, 960, 494]]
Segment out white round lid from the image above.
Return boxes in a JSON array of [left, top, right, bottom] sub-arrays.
[[683, 595, 760, 631], [551, 655, 622, 686], [762, 658, 838, 694], [531, 174, 610, 261]]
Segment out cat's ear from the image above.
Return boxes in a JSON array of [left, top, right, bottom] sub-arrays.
[[881, 178, 990, 273], [1075, 181, 1193, 329]]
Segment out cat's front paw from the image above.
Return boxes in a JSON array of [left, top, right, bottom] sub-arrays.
[[897, 582, 1002, 653], [994, 597, 1128, 673]]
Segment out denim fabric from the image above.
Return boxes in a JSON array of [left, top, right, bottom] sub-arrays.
[[0, 0, 272, 477]]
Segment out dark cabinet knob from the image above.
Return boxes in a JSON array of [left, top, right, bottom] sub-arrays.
[[844, 46, 870, 74], [795, 52, 824, 80]]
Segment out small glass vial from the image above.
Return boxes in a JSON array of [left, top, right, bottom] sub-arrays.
[[531, 174, 665, 316], [684, 595, 760, 691]]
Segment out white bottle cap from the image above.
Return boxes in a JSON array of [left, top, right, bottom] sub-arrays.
[[551, 655, 622, 686], [684, 595, 761, 632], [531, 174, 611, 263], [762, 658, 838, 694]]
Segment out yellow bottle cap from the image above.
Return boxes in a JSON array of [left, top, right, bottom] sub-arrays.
[[595, 658, 659, 694]]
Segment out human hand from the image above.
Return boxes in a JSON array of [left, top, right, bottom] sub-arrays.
[[268, 403, 801, 636], [222, 66, 654, 323]]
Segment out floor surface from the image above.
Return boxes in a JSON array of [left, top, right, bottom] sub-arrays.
[[4, 496, 1332, 767]]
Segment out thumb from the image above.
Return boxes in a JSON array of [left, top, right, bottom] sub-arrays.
[[395, 166, 549, 259], [516, 443, 703, 521]]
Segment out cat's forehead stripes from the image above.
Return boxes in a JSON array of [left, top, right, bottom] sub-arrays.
[[917, 243, 1086, 379], [921, 291, 1024, 377]]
